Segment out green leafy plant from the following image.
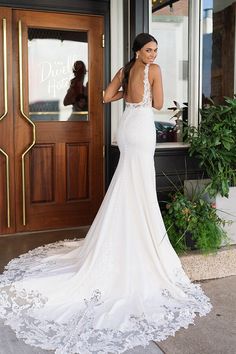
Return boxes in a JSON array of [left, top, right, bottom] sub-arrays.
[[187, 97, 236, 198], [168, 101, 188, 142], [162, 191, 229, 254]]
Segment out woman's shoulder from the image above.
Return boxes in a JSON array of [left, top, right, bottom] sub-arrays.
[[149, 64, 162, 82], [116, 67, 124, 83], [149, 63, 161, 73]]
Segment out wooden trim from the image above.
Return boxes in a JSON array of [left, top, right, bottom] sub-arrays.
[[103, 6, 111, 190], [0, 0, 109, 14]]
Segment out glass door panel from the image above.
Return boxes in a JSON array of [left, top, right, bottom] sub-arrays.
[[28, 28, 89, 121]]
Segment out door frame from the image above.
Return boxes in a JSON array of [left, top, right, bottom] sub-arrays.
[[12, 10, 104, 232], [0, 0, 111, 188]]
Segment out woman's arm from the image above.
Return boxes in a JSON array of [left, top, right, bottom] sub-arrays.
[[63, 80, 84, 106], [150, 64, 163, 110], [63, 86, 77, 106], [103, 69, 123, 103]]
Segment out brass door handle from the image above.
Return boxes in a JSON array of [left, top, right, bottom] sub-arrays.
[[18, 20, 36, 226], [0, 19, 7, 120], [0, 18, 10, 228]]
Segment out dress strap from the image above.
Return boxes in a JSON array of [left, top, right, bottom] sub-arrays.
[[142, 64, 152, 107], [144, 63, 150, 81]]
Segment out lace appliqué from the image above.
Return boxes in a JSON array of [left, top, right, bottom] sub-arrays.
[[125, 64, 152, 109], [0, 239, 212, 354]]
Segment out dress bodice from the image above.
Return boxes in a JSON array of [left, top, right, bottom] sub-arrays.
[[125, 64, 152, 109]]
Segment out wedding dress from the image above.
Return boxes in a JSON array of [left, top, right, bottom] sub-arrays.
[[0, 64, 212, 354]]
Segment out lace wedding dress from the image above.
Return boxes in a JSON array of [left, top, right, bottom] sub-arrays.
[[0, 64, 212, 354]]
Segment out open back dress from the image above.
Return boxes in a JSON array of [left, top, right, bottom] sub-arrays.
[[0, 63, 212, 354]]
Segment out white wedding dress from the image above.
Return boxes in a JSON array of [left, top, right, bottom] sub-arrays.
[[0, 64, 211, 354]]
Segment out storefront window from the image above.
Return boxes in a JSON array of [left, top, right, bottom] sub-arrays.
[[202, 0, 236, 106], [150, 0, 189, 144]]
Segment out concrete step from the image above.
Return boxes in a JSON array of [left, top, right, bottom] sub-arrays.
[[180, 245, 236, 281]]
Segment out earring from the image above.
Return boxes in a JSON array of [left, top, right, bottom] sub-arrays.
[[136, 53, 139, 59]]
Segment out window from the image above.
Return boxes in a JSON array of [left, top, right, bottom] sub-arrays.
[[150, 0, 189, 144], [201, 0, 236, 106], [110, 0, 202, 146]]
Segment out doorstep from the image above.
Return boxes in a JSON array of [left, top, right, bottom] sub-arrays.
[[179, 245, 236, 281]]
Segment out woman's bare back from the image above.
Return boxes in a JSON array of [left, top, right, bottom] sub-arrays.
[[103, 61, 163, 110], [125, 63, 149, 104]]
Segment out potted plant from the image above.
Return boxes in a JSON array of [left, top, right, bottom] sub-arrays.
[[186, 97, 236, 245], [187, 97, 236, 198], [162, 190, 229, 254]]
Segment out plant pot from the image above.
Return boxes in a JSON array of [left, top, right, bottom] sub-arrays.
[[216, 186, 236, 245], [184, 231, 197, 250]]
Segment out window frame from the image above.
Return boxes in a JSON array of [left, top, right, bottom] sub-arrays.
[[149, 0, 201, 140], [188, 0, 201, 128], [110, 0, 124, 145]]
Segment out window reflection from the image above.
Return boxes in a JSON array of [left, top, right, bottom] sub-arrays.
[[151, 0, 189, 143], [63, 60, 88, 121], [28, 29, 88, 121], [202, 0, 235, 106]]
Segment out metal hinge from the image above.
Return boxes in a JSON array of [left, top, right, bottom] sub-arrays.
[[101, 33, 105, 48]]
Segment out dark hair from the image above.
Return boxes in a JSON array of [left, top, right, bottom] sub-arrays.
[[122, 33, 157, 94], [72, 61, 86, 77]]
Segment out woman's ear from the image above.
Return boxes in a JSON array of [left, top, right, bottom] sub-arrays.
[[136, 51, 140, 59]]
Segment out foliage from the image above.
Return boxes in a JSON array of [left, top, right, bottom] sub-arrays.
[[168, 101, 188, 141], [187, 97, 236, 198], [162, 191, 229, 254]]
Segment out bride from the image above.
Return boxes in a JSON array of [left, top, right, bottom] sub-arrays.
[[0, 33, 211, 354]]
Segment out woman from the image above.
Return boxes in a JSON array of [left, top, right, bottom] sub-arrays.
[[0, 33, 211, 354], [63, 60, 88, 120]]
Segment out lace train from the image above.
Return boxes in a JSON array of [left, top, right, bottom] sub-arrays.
[[0, 239, 212, 354]]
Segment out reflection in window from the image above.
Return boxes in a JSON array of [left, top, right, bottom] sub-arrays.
[[28, 29, 88, 121], [151, 0, 188, 143], [202, 0, 235, 106]]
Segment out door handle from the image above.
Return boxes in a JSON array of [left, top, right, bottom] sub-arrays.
[[0, 18, 10, 228], [18, 20, 36, 226]]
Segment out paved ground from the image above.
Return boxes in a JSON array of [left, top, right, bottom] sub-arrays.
[[0, 232, 235, 354], [0, 323, 163, 354], [158, 276, 236, 354], [0, 276, 235, 353]]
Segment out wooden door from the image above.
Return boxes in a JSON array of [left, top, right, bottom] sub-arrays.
[[0, 8, 15, 235], [0, 9, 104, 234]]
